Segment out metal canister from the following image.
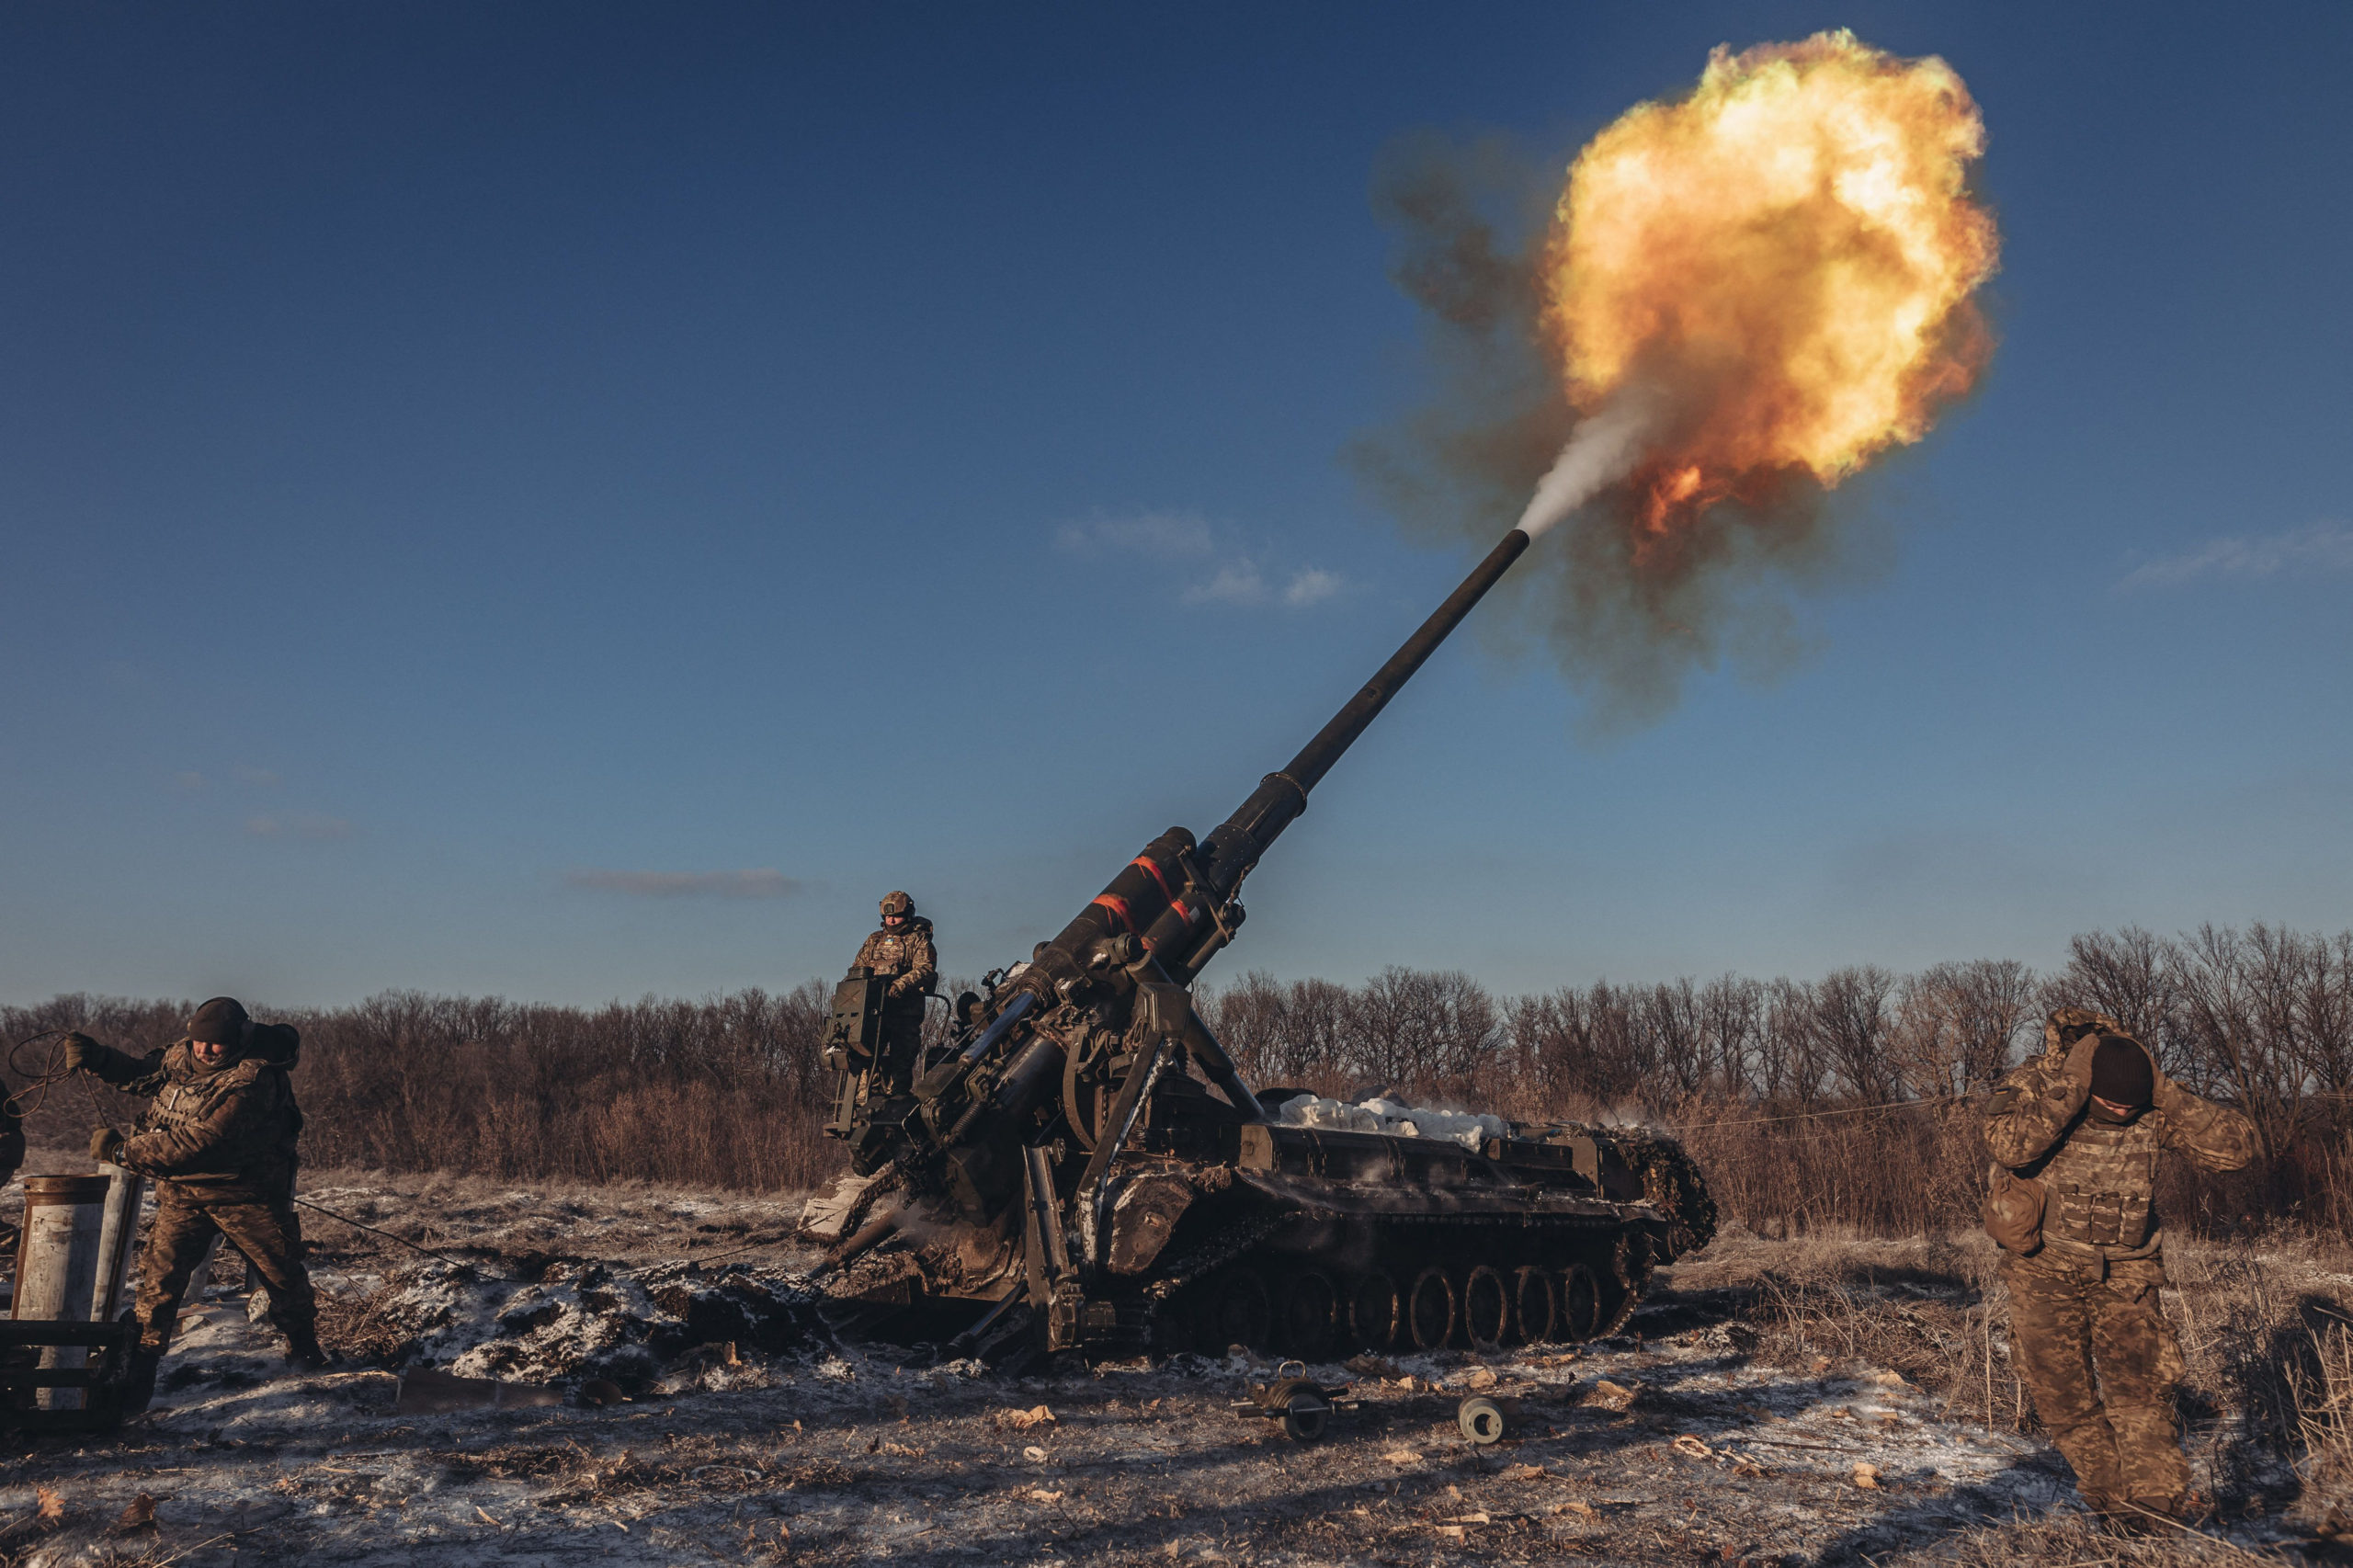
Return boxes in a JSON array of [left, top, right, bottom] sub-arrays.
[[14, 1175, 111, 1410]]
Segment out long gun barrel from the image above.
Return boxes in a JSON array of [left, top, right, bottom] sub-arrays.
[[883, 526, 1536, 1212], [1039, 527, 1534, 990]]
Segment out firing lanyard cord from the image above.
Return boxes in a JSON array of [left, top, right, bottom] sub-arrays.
[[6, 1028, 119, 1131], [1658, 1091, 1970, 1131], [287, 1196, 483, 1273]]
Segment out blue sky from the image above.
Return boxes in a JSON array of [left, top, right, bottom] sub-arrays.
[[4, 2, 2347, 1009]]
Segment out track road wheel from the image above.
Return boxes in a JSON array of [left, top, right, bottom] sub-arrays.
[[1461, 1265, 1508, 1351], [1555, 1263, 1602, 1342], [1347, 1271, 1402, 1353], [1202, 1268, 1272, 1353], [1277, 1271, 1337, 1361], [1594, 1232, 1654, 1337], [1406, 1267, 1455, 1352], [1509, 1266, 1555, 1345]]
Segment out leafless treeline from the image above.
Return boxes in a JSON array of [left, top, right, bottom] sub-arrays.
[[1202, 923, 2353, 1234], [4, 921, 2347, 1233], [1, 986, 839, 1191]]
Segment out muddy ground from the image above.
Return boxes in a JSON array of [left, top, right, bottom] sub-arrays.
[[0, 1167, 2332, 1566]]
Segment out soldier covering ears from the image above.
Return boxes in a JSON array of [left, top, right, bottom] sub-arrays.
[[1984, 1006, 2256, 1527]]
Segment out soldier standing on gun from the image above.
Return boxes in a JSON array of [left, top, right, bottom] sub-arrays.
[[1984, 1006, 2256, 1528], [58, 996, 326, 1413], [851, 891, 936, 1095]]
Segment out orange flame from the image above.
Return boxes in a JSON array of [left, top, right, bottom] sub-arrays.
[[1542, 30, 1999, 545]]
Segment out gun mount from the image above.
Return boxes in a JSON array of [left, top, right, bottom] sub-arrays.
[[807, 527, 1716, 1358]]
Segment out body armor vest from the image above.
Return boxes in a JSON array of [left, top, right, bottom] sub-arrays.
[[2037, 1115, 2160, 1249]]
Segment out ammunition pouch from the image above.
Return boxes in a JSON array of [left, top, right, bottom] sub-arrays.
[[1983, 1167, 2046, 1256]]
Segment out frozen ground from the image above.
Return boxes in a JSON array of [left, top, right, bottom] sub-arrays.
[[0, 1166, 2326, 1566]]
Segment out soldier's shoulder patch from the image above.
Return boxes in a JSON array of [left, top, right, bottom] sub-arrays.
[[1987, 1086, 2021, 1115]]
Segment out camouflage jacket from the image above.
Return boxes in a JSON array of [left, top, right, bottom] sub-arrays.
[[85, 1038, 304, 1199], [1984, 1042, 2255, 1278], [853, 917, 937, 1002]]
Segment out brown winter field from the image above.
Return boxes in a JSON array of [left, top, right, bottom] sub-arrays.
[[5, 1159, 2351, 1568]]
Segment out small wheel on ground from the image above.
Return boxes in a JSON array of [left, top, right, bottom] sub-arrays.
[[1280, 1391, 1330, 1442], [1461, 1265, 1508, 1351], [1347, 1271, 1402, 1353], [1509, 1266, 1555, 1345], [1458, 1395, 1508, 1445], [1555, 1262, 1602, 1342], [1202, 1268, 1272, 1352], [1406, 1267, 1455, 1352], [1277, 1271, 1337, 1361]]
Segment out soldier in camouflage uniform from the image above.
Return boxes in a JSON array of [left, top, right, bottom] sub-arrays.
[[851, 892, 937, 1095], [61, 996, 325, 1410], [1984, 1006, 2256, 1525]]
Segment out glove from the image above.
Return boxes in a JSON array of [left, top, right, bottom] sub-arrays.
[[2061, 1034, 2097, 1110], [88, 1127, 125, 1165], [59, 1032, 100, 1073]]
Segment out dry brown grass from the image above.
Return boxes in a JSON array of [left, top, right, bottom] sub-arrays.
[[1674, 1224, 2353, 1549]]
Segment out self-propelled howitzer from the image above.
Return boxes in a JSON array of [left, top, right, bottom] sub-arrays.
[[809, 527, 1716, 1358]]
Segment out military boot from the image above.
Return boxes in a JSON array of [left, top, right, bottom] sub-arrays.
[[118, 1348, 164, 1417], [284, 1329, 332, 1374]]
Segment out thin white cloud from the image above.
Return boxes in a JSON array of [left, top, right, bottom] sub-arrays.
[[2119, 520, 2353, 591], [233, 766, 282, 787], [174, 770, 206, 791], [1283, 568, 1343, 608], [246, 812, 355, 841], [1055, 510, 1215, 559], [1183, 561, 1272, 607], [564, 868, 803, 899], [1066, 509, 1346, 610]]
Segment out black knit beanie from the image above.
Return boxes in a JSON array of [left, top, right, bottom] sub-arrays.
[[2089, 1033, 2154, 1108], [188, 996, 251, 1046]]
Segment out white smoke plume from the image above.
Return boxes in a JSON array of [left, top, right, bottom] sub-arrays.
[[1514, 388, 1660, 540]]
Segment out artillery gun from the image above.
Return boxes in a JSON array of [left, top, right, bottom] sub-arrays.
[[807, 527, 1716, 1358]]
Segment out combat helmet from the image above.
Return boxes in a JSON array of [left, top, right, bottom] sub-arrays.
[[880, 891, 915, 922]]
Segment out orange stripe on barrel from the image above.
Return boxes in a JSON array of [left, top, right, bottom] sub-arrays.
[[1090, 894, 1132, 931]]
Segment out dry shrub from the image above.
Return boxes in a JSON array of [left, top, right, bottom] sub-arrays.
[[1689, 1226, 2353, 1528], [1686, 1230, 2032, 1432]]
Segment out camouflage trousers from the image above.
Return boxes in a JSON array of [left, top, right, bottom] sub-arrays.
[[133, 1192, 317, 1354], [873, 1007, 926, 1096], [2004, 1258, 2190, 1513]]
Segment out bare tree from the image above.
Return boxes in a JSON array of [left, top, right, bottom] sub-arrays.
[[1755, 978, 1822, 1107], [1814, 965, 1900, 1102], [1894, 960, 2038, 1097], [2044, 926, 2179, 1065], [1697, 974, 1764, 1099], [1340, 968, 1500, 1096], [1643, 979, 1708, 1099], [2169, 924, 2278, 1161]]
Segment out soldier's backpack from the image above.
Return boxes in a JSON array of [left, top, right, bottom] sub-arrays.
[[1983, 1166, 2046, 1256]]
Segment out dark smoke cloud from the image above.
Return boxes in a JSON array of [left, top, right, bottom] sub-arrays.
[[1349, 133, 1862, 737]]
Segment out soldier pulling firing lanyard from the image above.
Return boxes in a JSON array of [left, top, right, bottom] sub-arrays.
[[60, 996, 328, 1414]]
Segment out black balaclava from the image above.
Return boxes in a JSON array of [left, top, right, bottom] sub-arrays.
[[2087, 1033, 2154, 1121]]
